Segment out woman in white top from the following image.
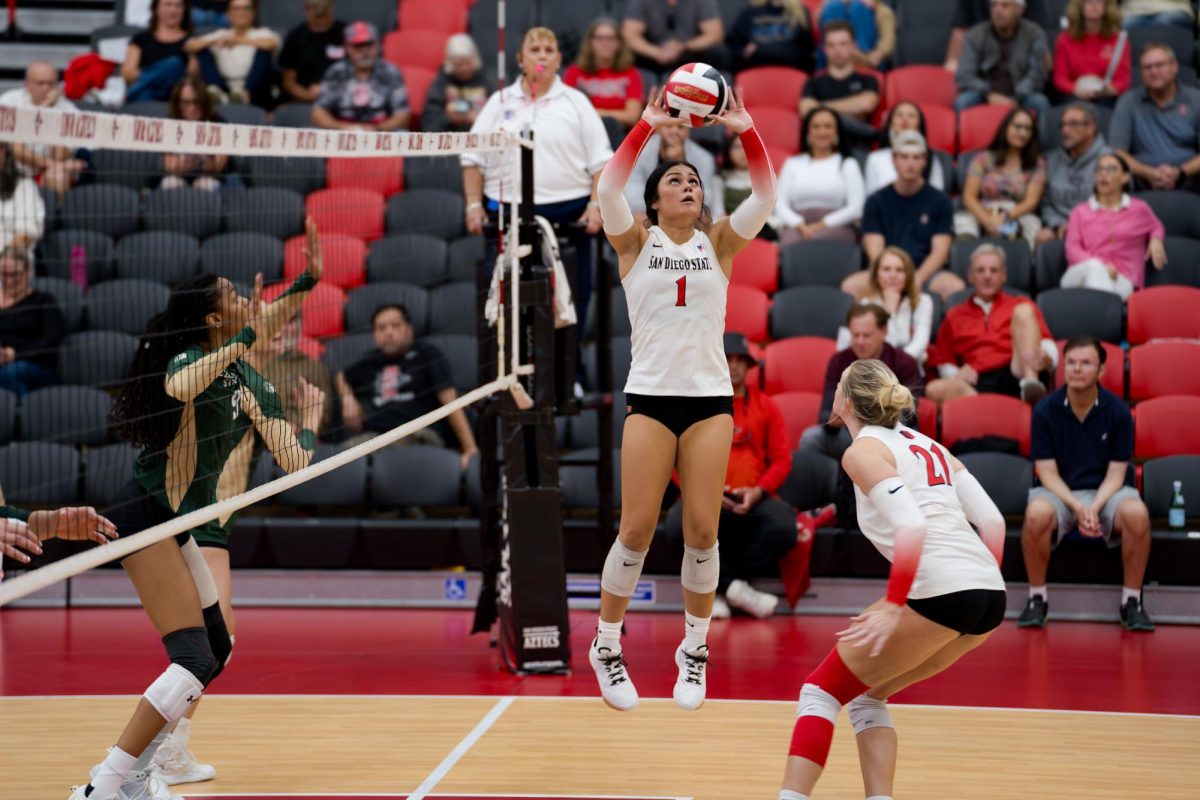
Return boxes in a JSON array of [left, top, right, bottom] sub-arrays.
[[774, 106, 863, 244], [186, 0, 279, 107], [863, 101, 947, 196], [591, 90, 775, 713], [837, 246, 934, 363], [779, 359, 1006, 800], [0, 144, 45, 256]]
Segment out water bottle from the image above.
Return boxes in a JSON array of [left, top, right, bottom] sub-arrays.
[[1168, 480, 1186, 531], [69, 244, 87, 291]]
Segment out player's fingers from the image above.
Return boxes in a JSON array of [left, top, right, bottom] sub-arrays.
[[1, 542, 31, 562]]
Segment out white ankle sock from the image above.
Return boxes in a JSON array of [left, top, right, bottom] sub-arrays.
[[779, 791, 809, 800], [173, 716, 192, 745], [596, 618, 623, 652], [88, 746, 137, 796], [1122, 586, 1141, 604], [1029, 585, 1047, 600], [683, 611, 710, 652], [131, 728, 168, 771], [866, 796, 895, 800]]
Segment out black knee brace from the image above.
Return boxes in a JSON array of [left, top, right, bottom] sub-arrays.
[[162, 626, 218, 686], [202, 602, 233, 686]]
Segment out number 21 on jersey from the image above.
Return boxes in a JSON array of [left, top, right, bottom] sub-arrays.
[[910, 443, 952, 487]]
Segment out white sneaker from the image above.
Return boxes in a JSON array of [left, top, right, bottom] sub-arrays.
[[151, 736, 216, 785], [588, 637, 639, 711], [711, 595, 731, 619], [73, 771, 179, 800], [673, 642, 709, 711], [726, 578, 779, 619]]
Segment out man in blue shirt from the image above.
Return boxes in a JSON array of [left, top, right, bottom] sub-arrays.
[[1019, 336, 1154, 631]]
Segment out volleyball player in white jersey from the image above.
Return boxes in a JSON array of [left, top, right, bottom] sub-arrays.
[[779, 359, 1008, 800], [591, 89, 775, 712]]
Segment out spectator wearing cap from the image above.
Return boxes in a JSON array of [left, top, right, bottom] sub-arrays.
[[1108, 43, 1200, 193], [0, 62, 86, 200], [185, 0, 279, 107], [279, 0, 346, 105], [954, 0, 1051, 113], [312, 21, 410, 131], [664, 333, 794, 619], [844, 130, 959, 302], [1038, 101, 1108, 244]]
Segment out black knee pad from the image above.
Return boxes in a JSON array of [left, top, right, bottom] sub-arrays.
[[202, 602, 233, 686], [162, 626, 218, 686]]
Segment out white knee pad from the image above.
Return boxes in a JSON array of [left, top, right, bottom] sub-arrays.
[[848, 694, 894, 734], [796, 682, 841, 723], [681, 544, 719, 594], [601, 539, 647, 597], [180, 537, 219, 608], [144, 663, 204, 722]]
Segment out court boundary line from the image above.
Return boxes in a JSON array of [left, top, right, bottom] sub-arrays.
[[4, 693, 1196, 720], [408, 696, 514, 800], [183, 794, 693, 799]]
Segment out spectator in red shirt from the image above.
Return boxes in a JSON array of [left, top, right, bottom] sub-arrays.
[[565, 18, 645, 129], [926, 243, 1057, 406], [664, 334, 795, 619], [1052, 0, 1131, 104]]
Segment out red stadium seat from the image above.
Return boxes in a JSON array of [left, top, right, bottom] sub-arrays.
[[957, 105, 1012, 154], [399, 0, 468, 33], [735, 67, 808, 112], [1056, 339, 1125, 398], [731, 238, 780, 294], [284, 232, 367, 290], [400, 66, 438, 120], [262, 281, 347, 338], [772, 391, 822, 446], [1127, 286, 1200, 344], [749, 108, 801, 153], [767, 145, 794, 172], [763, 336, 836, 395], [383, 30, 451, 72], [326, 156, 405, 198], [725, 285, 771, 342], [1134, 395, 1200, 459], [940, 393, 1032, 456], [1128, 341, 1200, 402], [885, 66, 957, 111], [919, 104, 957, 154], [917, 396, 938, 438], [296, 336, 324, 361], [306, 188, 385, 242]]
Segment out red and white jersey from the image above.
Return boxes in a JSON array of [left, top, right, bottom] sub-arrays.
[[854, 424, 1005, 599], [622, 225, 732, 397]]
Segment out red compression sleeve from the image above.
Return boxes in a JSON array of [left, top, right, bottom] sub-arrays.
[[738, 126, 775, 195], [886, 525, 925, 605], [602, 119, 653, 190]]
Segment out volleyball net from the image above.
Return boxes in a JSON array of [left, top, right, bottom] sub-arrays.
[[0, 105, 533, 606]]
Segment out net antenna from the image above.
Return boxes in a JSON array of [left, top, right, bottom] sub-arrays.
[[0, 106, 528, 606]]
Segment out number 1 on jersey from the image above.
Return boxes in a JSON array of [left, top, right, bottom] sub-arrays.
[[910, 443, 953, 487], [675, 276, 687, 307]]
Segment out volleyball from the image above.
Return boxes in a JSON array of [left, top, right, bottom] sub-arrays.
[[663, 62, 729, 127]]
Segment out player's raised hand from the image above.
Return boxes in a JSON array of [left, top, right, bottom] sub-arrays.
[[641, 87, 687, 130], [303, 216, 324, 281], [709, 90, 753, 134], [0, 518, 41, 577], [30, 507, 119, 546]]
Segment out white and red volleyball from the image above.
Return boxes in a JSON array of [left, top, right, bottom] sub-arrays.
[[663, 62, 729, 127]]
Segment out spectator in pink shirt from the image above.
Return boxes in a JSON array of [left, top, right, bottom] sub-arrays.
[[1062, 152, 1166, 300]]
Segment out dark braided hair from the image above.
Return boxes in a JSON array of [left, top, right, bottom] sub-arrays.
[[110, 274, 225, 451]]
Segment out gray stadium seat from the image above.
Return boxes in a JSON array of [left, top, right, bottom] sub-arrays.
[[585, 286, 631, 339], [1037, 287, 1124, 343], [322, 332, 375, 377], [386, 189, 466, 240], [539, 0, 609, 62], [0, 389, 14, 445], [62, 184, 140, 239], [583, 335, 632, 391], [87, 278, 169, 334], [39, 229, 115, 284], [950, 238, 1033, 293], [958, 452, 1033, 516], [90, 149, 161, 191], [372, 445, 463, 507], [429, 282, 477, 335], [424, 334, 478, 393], [143, 187, 222, 239], [247, 155, 326, 194], [1134, 191, 1200, 240], [1034, 238, 1066, 292], [257, 3, 305, 35], [777, 447, 838, 512], [57, 331, 138, 388], [561, 448, 623, 508], [219, 103, 269, 126], [769, 286, 854, 340], [892, 0, 957, 66], [0, 442, 81, 504], [20, 385, 113, 446], [1143, 456, 1200, 518], [40, 185, 58, 232], [200, 232, 284, 284], [345, 283, 430, 334], [279, 443, 368, 506], [1146, 237, 1200, 288], [269, 102, 315, 128], [118, 101, 170, 118], [34, 277, 84, 333], [568, 394, 626, 450], [448, 235, 485, 283], [366, 234, 449, 287], [222, 187, 305, 239], [403, 156, 465, 193], [114, 231, 199, 284], [470, 0, 532, 84], [780, 240, 862, 289], [326, 0, 393, 34], [83, 443, 139, 508]]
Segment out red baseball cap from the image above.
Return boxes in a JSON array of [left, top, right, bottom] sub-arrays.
[[344, 21, 378, 46]]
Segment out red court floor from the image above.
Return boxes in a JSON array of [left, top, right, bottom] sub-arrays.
[[3, 608, 1198, 715]]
